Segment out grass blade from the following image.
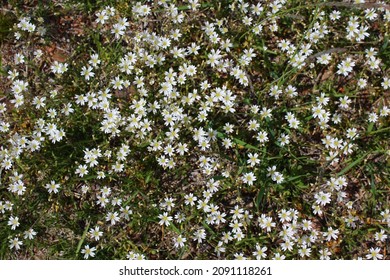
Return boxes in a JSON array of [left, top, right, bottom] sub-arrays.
[[75, 220, 90, 257], [337, 153, 368, 176]]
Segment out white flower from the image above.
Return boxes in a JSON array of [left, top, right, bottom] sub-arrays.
[[81, 66, 95, 80], [319, 248, 332, 260], [336, 58, 355, 76], [89, 226, 103, 241], [81, 245, 96, 259], [9, 238, 23, 250], [106, 211, 120, 225], [234, 252, 247, 260], [272, 172, 284, 184], [247, 153, 260, 167], [173, 235, 187, 248], [24, 228, 37, 240], [323, 227, 339, 241], [374, 230, 387, 242], [317, 53, 331, 65], [242, 172, 256, 186], [75, 164, 89, 178], [381, 77, 390, 90], [368, 112, 378, 123], [158, 212, 173, 226], [252, 244, 267, 260], [45, 181, 60, 194], [315, 191, 331, 206], [8, 216, 20, 230], [51, 61, 68, 74], [366, 247, 383, 260]]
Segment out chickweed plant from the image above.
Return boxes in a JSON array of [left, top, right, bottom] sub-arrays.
[[0, 0, 389, 260]]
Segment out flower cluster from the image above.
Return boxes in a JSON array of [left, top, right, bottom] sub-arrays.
[[0, 0, 388, 260]]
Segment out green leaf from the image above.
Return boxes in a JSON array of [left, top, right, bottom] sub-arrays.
[[367, 126, 390, 135], [367, 122, 374, 133], [255, 186, 266, 210], [284, 173, 310, 183]]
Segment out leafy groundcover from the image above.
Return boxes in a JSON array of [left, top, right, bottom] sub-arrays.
[[0, 0, 389, 260]]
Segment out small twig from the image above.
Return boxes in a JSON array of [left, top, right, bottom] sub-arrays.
[[306, 47, 348, 76], [318, 2, 390, 10], [0, 8, 15, 13], [309, 48, 348, 60], [245, 71, 256, 99], [285, 13, 305, 21]]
